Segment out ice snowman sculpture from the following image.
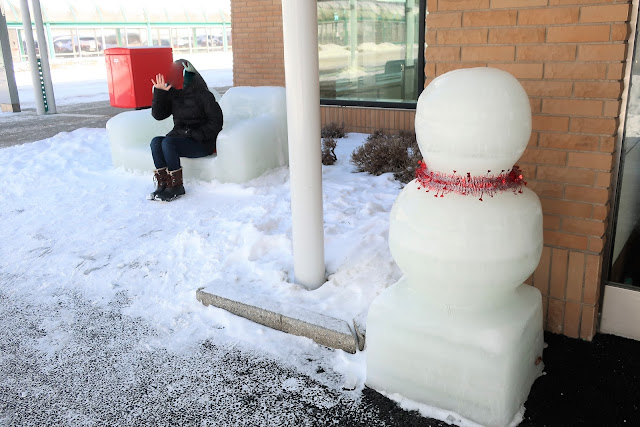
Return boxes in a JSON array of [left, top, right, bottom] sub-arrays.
[[366, 68, 544, 427]]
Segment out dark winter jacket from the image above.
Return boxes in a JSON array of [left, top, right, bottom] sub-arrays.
[[151, 60, 223, 154]]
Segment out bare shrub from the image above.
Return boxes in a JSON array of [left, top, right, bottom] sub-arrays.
[[321, 137, 337, 165], [321, 122, 346, 139], [350, 129, 422, 183]]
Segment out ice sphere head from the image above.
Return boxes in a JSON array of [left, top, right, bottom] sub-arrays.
[[415, 67, 531, 176]]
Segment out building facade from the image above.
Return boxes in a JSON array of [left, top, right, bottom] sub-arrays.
[[231, 0, 640, 341]]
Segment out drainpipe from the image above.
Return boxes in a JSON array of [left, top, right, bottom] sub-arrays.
[[32, 0, 56, 113], [19, 0, 44, 115], [281, 0, 325, 290]]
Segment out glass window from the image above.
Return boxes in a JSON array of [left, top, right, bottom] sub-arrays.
[[609, 22, 640, 288], [318, 0, 422, 105]]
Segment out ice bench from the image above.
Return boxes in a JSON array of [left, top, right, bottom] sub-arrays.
[[106, 86, 288, 183]]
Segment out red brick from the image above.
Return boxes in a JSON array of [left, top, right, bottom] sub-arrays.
[[547, 298, 565, 334], [565, 185, 609, 204], [520, 148, 567, 165], [592, 204, 609, 221], [438, 28, 488, 44], [517, 45, 577, 61], [603, 101, 621, 117], [574, 82, 624, 99], [600, 136, 616, 153], [567, 152, 613, 170], [518, 8, 579, 25], [530, 98, 542, 114], [488, 27, 545, 44], [595, 171, 612, 188], [583, 254, 602, 304], [607, 63, 625, 80], [541, 199, 592, 218], [493, 0, 548, 6], [521, 81, 573, 98], [580, 304, 597, 340], [461, 45, 515, 61], [425, 62, 436, 78], [544, 63, 607, 80], [544, 230, 589, 250], [544, 214, 562, 230], [566, 251, 585, 302], [589, 237, 605, 253], [580, 4, 631, 23], [550, 248, 569, 299], [426, 31, 438, 45], [489, 63, 544, 79], [463, 10, 518, 27], [563, 301, 582, 338], [611, 23, 630, 41], [533, 115, 570, 132], [550, 0, 615, 4], [546, 25, 611, 43], [425, 46, 461, 61], [578, 44, 627, 61], [527, 181, 564, 198], [537, 165, 595, 185], [539, 133, 600, 151], [562, 217, 606, 237], [436, 62, 485, 75], [570, 118, 617, 135], [542, 99, 603, 117], [437, 0, 490, 11], [428, 12, 463, 28]]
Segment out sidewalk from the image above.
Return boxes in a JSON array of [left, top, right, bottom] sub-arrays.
[[0, 101, 129, 149], [1, 103, 639, 425]]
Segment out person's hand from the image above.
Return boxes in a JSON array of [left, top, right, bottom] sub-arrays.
[[151, 73, 171, 91]]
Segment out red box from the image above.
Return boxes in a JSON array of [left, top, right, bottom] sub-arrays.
[[105, 47, 173, 108]]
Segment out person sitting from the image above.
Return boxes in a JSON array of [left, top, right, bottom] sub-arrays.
[[148, 59, 223, 201]]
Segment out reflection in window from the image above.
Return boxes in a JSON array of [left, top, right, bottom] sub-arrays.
[[318, 0, 421, 104], [610, 28, 640, 288]]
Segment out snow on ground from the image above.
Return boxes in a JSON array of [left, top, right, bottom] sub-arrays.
[[1, 126, 492, 426], [4, 51, 233, 110], [1, 52, 497, 426]]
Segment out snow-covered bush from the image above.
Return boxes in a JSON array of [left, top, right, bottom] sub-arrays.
[[350, 129, 421, 183]]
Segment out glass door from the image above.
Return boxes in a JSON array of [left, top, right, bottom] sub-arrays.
[[601, 1, 640, 340]]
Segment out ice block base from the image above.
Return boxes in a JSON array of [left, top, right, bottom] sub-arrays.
[[366, 278, 544, 427]]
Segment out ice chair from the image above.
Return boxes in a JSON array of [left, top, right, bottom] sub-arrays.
[[105, 86, 289, 183]]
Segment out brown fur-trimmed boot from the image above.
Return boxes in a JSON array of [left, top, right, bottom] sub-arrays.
[[157, 168, 185, 202], [148, 167, 169, 201]]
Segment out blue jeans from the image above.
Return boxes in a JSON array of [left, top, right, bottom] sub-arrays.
[[150, 136, 211, 171]]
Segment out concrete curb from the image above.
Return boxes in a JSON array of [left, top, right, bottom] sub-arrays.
[[196, 288, 358, 354]]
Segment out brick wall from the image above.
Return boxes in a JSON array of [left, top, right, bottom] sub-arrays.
[[231, 0, 633, 340], [321, 106, 416, 134], [426, 0, 632, 340], [231, 0, 285, 86]]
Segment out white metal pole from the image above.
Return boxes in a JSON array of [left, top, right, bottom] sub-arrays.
[[31, 0, 56, 113], [19, 0, 44, 115], [1, 4, 20, 112], [281, 0, 325, 290]]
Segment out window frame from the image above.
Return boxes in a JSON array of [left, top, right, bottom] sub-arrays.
[[319, 0, 427, 110]]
